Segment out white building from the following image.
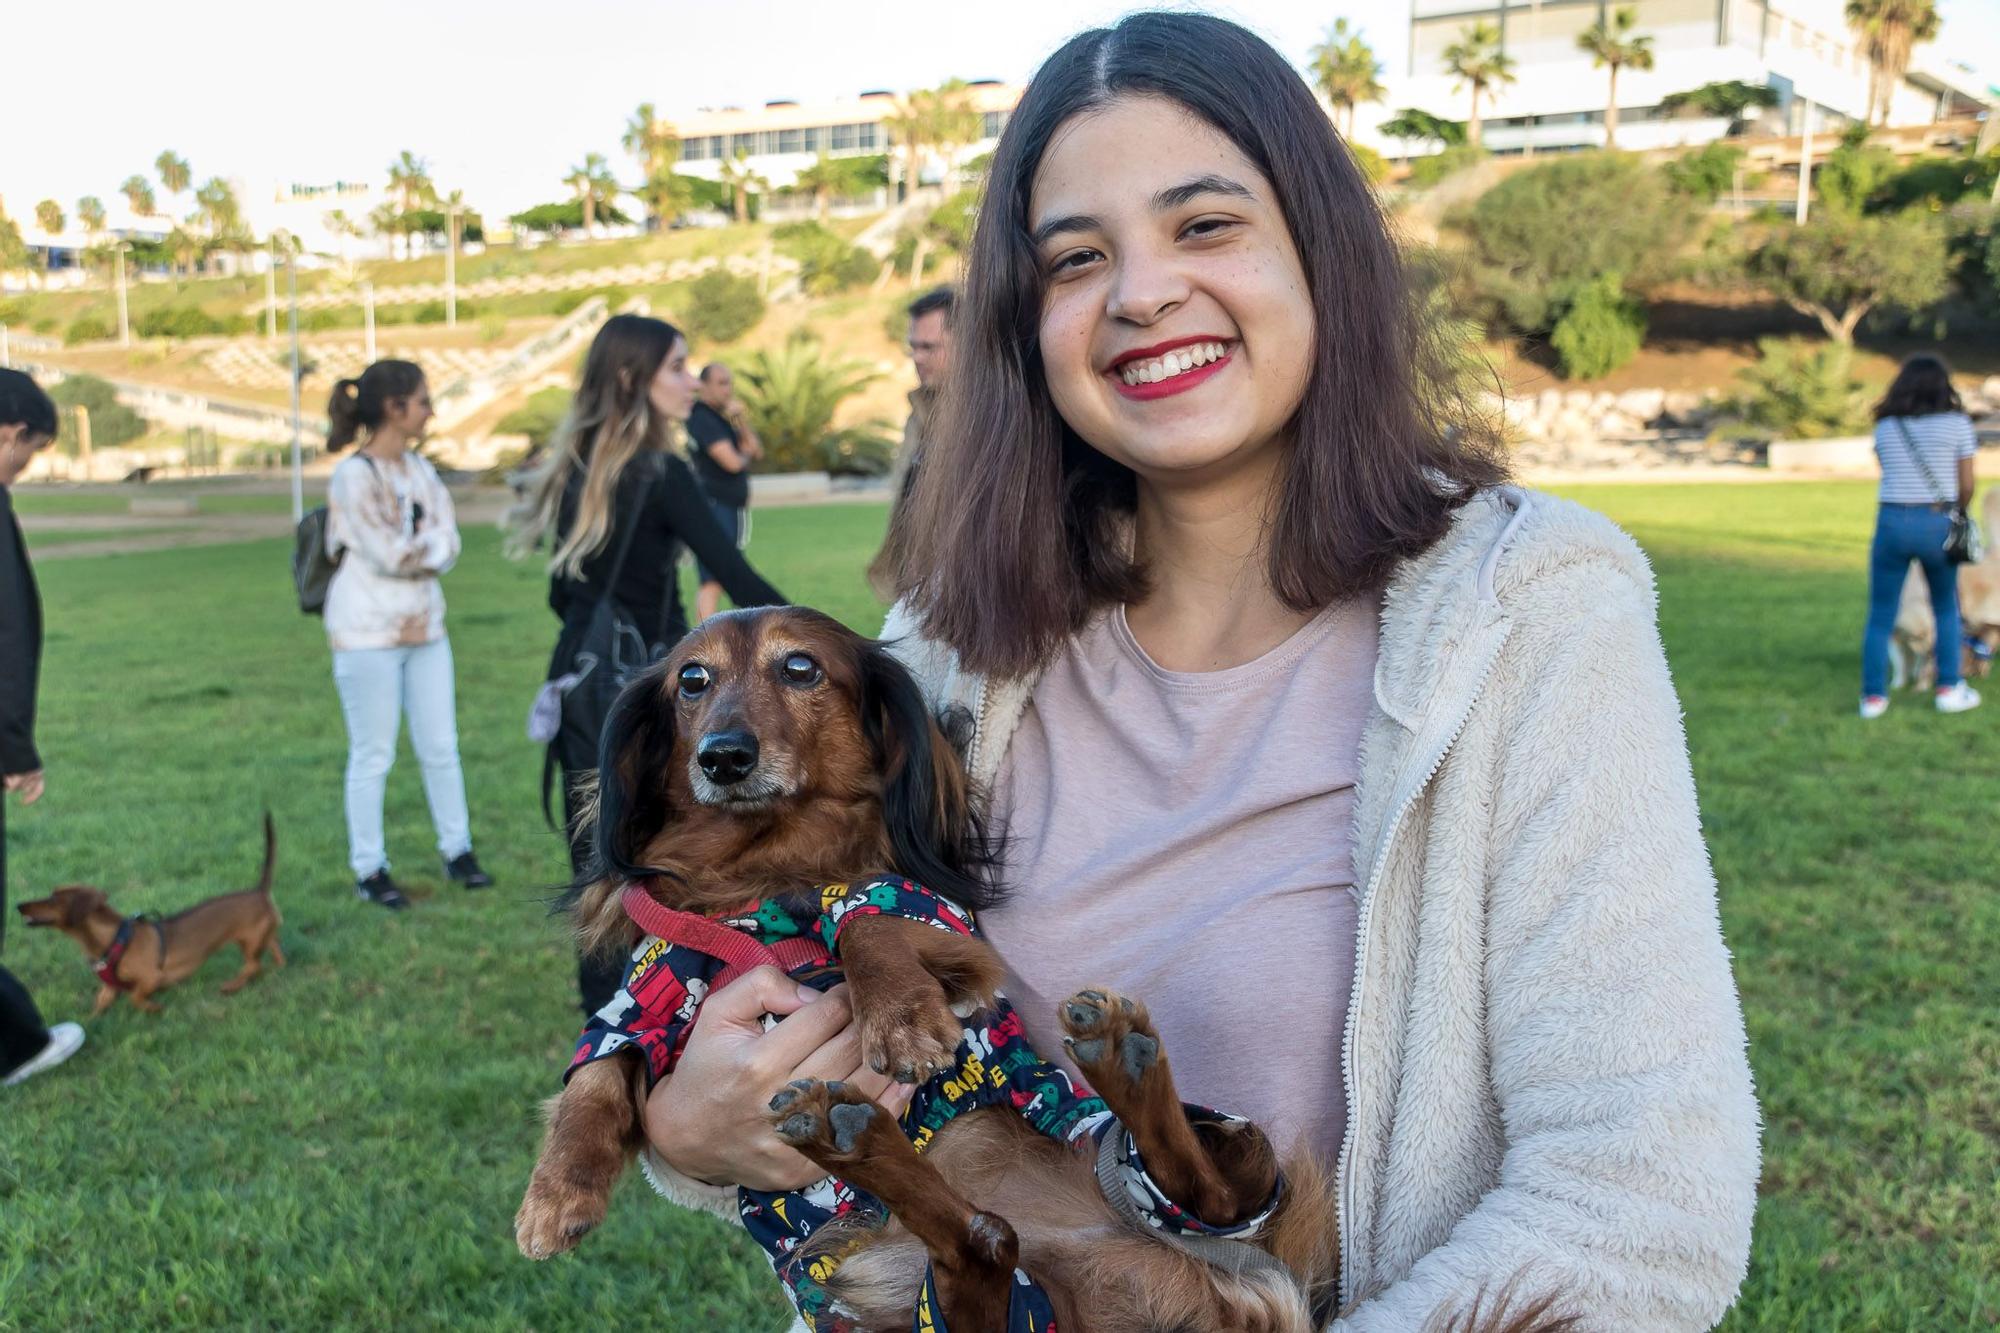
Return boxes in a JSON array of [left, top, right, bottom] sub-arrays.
[[669, 82, 1022, 215], [1375, 0, 1991, 155]]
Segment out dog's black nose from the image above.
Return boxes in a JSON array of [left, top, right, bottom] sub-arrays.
[[697, 730, 760, 784]]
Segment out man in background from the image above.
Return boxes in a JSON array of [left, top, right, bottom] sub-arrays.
[[868, 286, 954, 601], [1, 368, 85, 1088], [687, 362, 763, 623]]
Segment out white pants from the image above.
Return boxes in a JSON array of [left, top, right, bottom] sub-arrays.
[[331, 639, 473, 879]]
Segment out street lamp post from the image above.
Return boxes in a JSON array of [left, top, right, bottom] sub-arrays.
[[114, 242, 131, 347], [1795, 99, 1815, 225], [446, 202, 461, 328], [266, 235, 279, 341], [282, 234, 305, 523]]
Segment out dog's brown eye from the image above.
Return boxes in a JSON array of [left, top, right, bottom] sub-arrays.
[[781, 653, 822, 686], [677, 663, 711, 697]]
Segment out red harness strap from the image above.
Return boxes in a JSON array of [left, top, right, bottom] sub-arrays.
[[619, 884, 827, 990]]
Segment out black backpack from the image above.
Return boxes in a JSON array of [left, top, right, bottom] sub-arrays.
[[292, 507, 341, 615]]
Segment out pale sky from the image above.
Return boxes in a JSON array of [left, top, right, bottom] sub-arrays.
[[6, 0, 1996, 225]]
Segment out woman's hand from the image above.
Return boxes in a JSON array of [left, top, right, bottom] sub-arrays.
[[644, 967, 916, 1192]]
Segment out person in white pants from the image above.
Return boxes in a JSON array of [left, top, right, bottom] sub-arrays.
[[323, 360, 491, 908]]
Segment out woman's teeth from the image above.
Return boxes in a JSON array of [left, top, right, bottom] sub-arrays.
[[1117, 341, 1229, 386]]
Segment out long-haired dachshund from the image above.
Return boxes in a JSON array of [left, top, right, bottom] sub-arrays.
[[515, 608, 1568, 1333], [17, 814, 283, 1015]]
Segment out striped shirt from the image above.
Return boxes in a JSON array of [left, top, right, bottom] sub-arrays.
[[1875, 412, 1977, 505]]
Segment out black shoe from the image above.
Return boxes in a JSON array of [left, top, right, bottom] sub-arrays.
[[444, 852, 493, 890], [356, 869, 410, 910]]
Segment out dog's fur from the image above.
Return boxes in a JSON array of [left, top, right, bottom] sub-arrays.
[[515, 608, 1570, 1333], [16, 814, 282, 1015]]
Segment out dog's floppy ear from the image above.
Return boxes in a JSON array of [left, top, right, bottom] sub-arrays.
[[59, 887, 104, 930], [589, 663, 681, 884], [859, 642, 1000, 912]]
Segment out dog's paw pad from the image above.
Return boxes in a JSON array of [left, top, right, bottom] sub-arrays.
[[768, 1079, 815, 1113], [1066, 1036, 1106, 1066], [1064, 998, 1104, 1030], [828, 1101, 876, 1154], [775, 1111, 821, 1143], [1120, 1031, 1158, 1082]]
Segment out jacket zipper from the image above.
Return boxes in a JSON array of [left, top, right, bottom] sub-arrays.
[[1335, 646, 1504, 1308]]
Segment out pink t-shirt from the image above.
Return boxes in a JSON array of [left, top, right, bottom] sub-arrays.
[[984, 598, 1377, 1163]]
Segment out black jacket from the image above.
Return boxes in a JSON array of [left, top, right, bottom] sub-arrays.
[[0, 486, 40, 778]]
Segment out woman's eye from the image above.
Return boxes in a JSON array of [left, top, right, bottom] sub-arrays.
[[781, 654, 822, 685], [677, 664, 711, 696], [1049, 248, 1100, 275], [1181, 218, 1233, 241]]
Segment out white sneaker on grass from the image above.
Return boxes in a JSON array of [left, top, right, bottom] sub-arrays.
[[1859, 695, 1889, 719], [1935, 681, 1982, 714], [2, 1022, 85, 1087]]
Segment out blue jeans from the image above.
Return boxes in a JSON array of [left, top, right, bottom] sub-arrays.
[[331, 638, 473, 879], [1862, 504, 1961, 697]]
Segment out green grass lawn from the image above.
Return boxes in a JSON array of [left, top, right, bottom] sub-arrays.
[[1, 483, 1995, 1330]]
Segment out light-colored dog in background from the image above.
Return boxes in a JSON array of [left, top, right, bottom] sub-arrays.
[[1890, 491, 2000, 690]]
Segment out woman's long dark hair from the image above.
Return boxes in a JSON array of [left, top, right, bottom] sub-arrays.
[[326, 359, 425, 451], [900, 11, 1507, 679], [1874, 353, 1964, 420]]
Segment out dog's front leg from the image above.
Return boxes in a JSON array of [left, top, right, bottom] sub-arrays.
[[770, 1078, 1019, 1331], [514, 1052, 646, 1258], [90, 984, 119, 1017], [838, 916, 1003, 1085]]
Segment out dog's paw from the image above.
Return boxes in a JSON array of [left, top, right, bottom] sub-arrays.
[[1059, 987, 1162, 1097], [855, 997, 964, 1086], [767, 1078, 893, 1165], [514, 1176, 610, 1260]]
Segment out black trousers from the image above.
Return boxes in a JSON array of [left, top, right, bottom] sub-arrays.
[[558, 752, 623, 1019], [0, 797, 53, 1076]]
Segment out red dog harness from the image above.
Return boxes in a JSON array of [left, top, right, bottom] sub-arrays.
[[618, 884, 825, 991], [92, 916, 151, 991]]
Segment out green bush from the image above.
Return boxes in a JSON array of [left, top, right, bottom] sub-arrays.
[[299, 308, 347, 332], [551, 288, 629, 317], [1348, 143, 1390, 186], [1876, 151, 2000, 213], [1407, 144, 1488, 189], [47, 373, 148, 449], [774, 222, 878, 297], [1816, 129, 1897, 215], [1549, 274, 1647, 379], [495, 387, 573, 448], [1661, 143, 1744, 203], [64, 315, 115, 346], [133, 306, 250, 339], [1947, 204, 2000, 314], [738, 330, 894, 475], [679, 269, 765, 344], [411, 299, 477, 325], [1459, 152, 1693, 334], [1729, 338, 1869, 439]]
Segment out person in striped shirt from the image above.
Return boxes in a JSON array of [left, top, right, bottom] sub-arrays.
[[1861, 354, 1982, 718]]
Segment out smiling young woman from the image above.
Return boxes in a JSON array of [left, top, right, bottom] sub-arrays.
[[636, 14, 1759, 1331]]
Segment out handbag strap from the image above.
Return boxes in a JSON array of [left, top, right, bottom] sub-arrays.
[[594, 463, 659, 614], [1890, 417, 1954, 508]]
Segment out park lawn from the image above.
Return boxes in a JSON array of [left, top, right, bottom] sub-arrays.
[[1, 482, 1994, 1330]]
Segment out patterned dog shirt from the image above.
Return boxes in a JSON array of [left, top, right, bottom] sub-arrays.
[[568, 876, 1282, 1333]]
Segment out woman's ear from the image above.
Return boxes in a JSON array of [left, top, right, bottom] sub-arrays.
[[859, 644, 991, 908], [589, 664, 679, 881]]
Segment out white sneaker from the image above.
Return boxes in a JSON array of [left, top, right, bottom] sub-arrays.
[[2, 1021, 85, 1087], [1859, 695, 1890, 719], [1935, 681, 1982, 714]]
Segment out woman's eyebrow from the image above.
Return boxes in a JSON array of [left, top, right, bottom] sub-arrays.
[[1031, 211, 1102, 248], [1152, 174, 1255, 211]]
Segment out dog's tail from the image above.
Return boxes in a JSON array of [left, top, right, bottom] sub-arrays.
[[254, 810, 277, 897]]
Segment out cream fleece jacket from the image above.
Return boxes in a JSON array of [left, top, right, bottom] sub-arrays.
[[641, 486, 1761, 1331], [322, 451, 459, 653]]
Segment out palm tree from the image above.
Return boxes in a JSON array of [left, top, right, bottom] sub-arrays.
[[1310, 19, 1387, 138], [33, 201, 63, 273], [564, 153, 620, 237], [1577, 7, 1656, 149], [77, 196, 107, 237], [715, 150, 769, 225], [884, 82, 980, 200], [737, 331, 895, 474], [1845, 0, 1942, 127], [385, 151, 435, 257], [622, 103, 683, 227], [155, 150, 191, 209], [1442, 21, 1517, 150], [925, 80, 984, 189], [790, 152, 879, 220], [120, 175, 157, 220]]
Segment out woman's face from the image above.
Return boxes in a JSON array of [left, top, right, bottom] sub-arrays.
[[385, 380, 434, 440], [1030, 95, 1314, 486], [648, 337, 699, 423]]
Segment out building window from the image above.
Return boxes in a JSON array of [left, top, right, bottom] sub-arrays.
[[803, 126, 822, 152], [981, 110, 1008, 138], [857, 123, 880, 149], [831, 122, 858, 150], [779, 128, 804, 153]]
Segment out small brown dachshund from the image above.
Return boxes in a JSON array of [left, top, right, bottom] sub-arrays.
[[17, 814, 283, 1015], [516, 609, 1568, 1333]]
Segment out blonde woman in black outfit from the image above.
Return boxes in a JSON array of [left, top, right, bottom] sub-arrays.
[[508, 315, 785, 1011]]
